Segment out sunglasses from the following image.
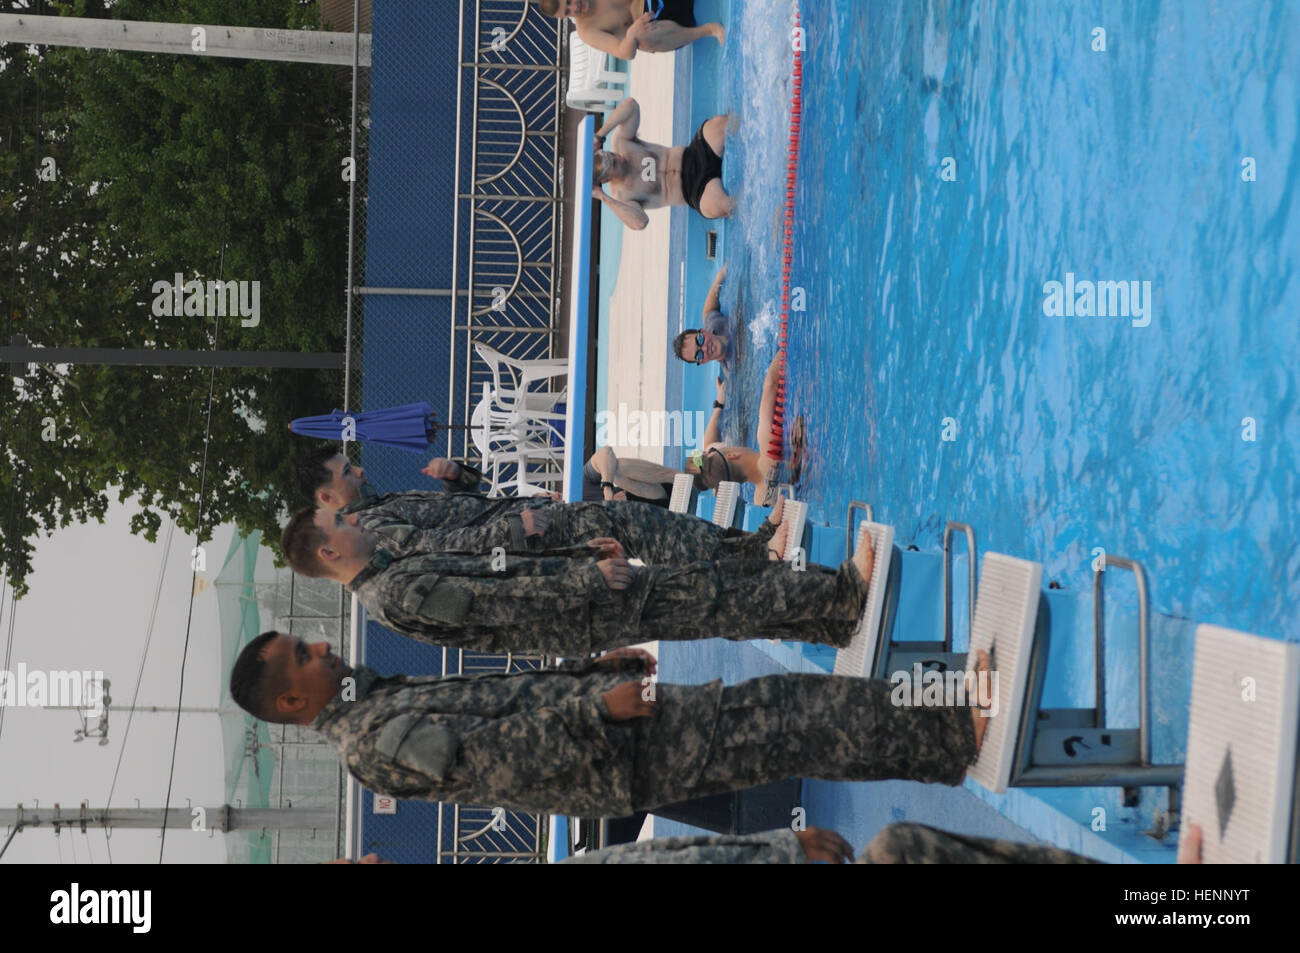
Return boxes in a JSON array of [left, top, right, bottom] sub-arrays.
[[693, 331, 707, 365]]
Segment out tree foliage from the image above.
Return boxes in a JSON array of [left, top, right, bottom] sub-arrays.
[[2, 0, 353, 595]]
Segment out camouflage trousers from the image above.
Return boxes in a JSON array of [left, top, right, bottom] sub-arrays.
[[860, 822, 1102, 864], [551, 501, 774, 565], [613, 557, 867, 649], [629, 674, 977, 812]]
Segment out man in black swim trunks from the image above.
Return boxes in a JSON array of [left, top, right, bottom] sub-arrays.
[[536, 0, 724, 60], [591, 97, 732, 229]]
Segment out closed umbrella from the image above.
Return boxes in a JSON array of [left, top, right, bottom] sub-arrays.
[[289, 402, 467, 453]]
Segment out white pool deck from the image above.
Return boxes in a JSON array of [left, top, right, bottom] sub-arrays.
[[603, 50, 681, 467]]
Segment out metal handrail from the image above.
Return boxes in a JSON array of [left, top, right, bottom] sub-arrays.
[[844, 500, 873, 556], [1093, 554, 1151, 765], [942, 521, 977, 648]]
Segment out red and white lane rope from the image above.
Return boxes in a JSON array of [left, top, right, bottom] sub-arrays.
[[768, 4, 803, 461]]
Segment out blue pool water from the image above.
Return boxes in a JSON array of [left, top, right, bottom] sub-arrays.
[[704, 0, 1299, 641]]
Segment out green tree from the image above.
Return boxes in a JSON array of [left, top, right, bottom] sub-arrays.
[[2, 0, 355, 595]]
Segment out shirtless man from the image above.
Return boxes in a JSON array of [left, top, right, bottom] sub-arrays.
[[591, 97, 732, 228], [537, 0, 724, 60]]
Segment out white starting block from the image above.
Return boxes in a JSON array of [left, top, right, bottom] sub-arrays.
[[965, 552, 1044, 794], [668, 472, 695, 514], [710, 480, 741, 528], [833, 519, 896, 677], [1181, 624, 1299, 864], [833, 509, 973, 680], [776, 485, 808, 563]]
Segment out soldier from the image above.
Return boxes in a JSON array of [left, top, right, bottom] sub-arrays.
[[281, 504, 876, 656], [563, 822, 1208, 865], [300, 446, 783, 565], [229, 635, 991, 818], [297, 448, 487, 509]]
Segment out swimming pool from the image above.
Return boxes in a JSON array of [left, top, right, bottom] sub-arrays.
[[702, 0, 1299, 641]]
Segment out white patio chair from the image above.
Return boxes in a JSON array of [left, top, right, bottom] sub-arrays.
[[565, 31, 627, 112], [472, 384, 563, 463], [473, 342, 568, 420], [485, 450, 563, 498]]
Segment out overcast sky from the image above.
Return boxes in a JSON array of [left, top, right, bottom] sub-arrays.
[[1, 497, 240, 864]]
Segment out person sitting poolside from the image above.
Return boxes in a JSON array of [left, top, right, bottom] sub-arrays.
[[592, 97, 732, 228], [582, 442, 741, 505], [672, 264, 732, 368], [536, 0, 724, 60]]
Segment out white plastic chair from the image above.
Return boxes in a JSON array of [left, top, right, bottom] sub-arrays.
[[472, 383, 563, 462], [473, 342, 568, 424], [565, 31, 627, 112], [485, 450, 563, 498]]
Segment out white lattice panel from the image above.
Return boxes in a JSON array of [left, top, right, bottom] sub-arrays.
[[668, 473, 695, 514], [710, 481, 740, 528]]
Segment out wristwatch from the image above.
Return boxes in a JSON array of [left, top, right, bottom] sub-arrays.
[[713, 400, 724, 409]]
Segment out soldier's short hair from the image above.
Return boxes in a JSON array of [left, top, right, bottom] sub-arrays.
[[282, 507, 329, 578], [296, 446, 339, 504], [229, 631, 293, 723]]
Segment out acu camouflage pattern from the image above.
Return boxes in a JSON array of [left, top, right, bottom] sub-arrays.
[[628, 674, 976, 811], [347, 543, 868, 656], [564, 823, 1100, 864], [859, 822, 1102, 864], [562, 829, 805, 865], [311, 658, 719, 818], [349, 494, 777, 563], [311, 666, 977, 818]]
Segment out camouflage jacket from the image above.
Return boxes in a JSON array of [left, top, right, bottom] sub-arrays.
[[310, 660, 722, 818], [562, 829, 805, 864], [345, 489, 545, 555], [347, 546, 654, 656]]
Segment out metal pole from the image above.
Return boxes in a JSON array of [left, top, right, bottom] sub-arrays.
[[0, 805, 334, 832], [342, 0, 362, 411], [0, 13, 371, 66], [4, 338, 343, 370]]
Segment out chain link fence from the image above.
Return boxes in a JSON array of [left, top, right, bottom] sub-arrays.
[[343, 0, 567, 473], [338, 1, 571, 863]]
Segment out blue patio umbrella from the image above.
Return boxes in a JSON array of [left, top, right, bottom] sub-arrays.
[[289, 402, 467, 453]]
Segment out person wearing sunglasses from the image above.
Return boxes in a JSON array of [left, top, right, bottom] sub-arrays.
[[672, 264, 731, 367]]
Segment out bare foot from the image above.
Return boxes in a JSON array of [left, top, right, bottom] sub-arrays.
[[1177, 823, 1204, 864], [767, 518, 790, 560], [959, 649, 992, 780], [768, 495, 785, 526], [789, 416, 806, 483], [708, 23, 725, 45], [851, 528, 875, 584]]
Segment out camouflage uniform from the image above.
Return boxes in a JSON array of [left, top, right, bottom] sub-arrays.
[[340, 477, 548, 556], [858, 822, 1101, 864], [310, 661, 976, 817], [562, 829, 805, 864], [347, 544, 866, 656], [350, 493, 776, 564], [563, 823, 1101, 864]]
